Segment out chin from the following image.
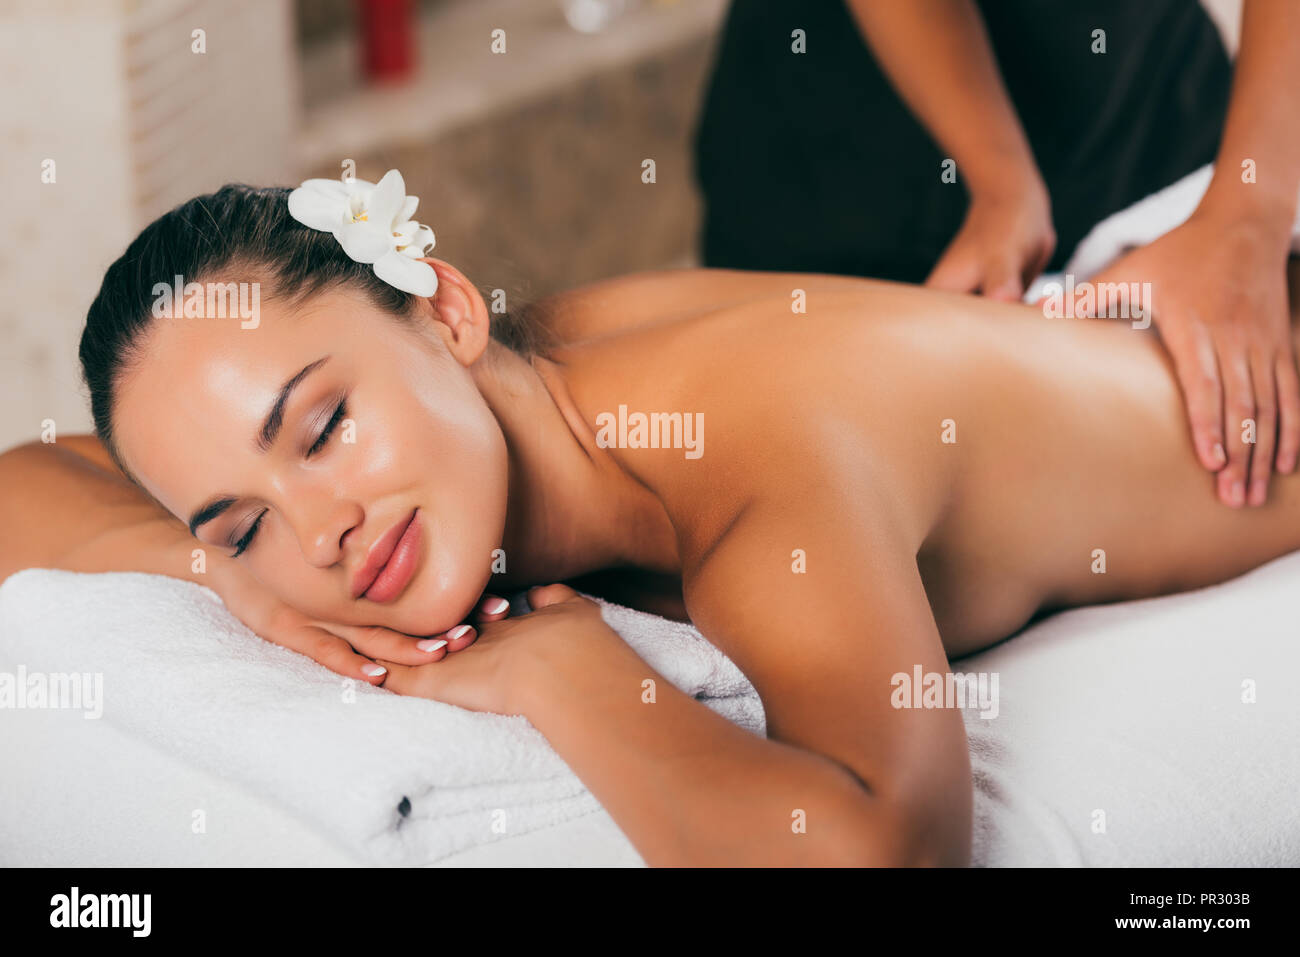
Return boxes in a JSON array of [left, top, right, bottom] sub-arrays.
[[387, 557, 492, 637]]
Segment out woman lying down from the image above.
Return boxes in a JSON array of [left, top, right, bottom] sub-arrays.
[[5, 174, 1300, 867]]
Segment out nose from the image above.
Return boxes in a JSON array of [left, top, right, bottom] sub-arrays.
[[287, 491, 363, 569]]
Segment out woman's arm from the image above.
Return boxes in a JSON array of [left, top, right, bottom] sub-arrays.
[[665, 496, 970, 865], [381, 494, 971, 866], [0, 437, 204, 585]]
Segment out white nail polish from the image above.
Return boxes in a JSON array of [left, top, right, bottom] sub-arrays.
[[418, 638, 448, 652], [447, 624, 472, 640], [485, 598, 509, 614], [362, 664, 387, 677]]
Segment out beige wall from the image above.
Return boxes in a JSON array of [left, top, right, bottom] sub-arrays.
[[0, 0, 1243, 453], [0, 0, 298, 452]]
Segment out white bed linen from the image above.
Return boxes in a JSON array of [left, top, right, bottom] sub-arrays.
[[3, 550, 1298, 867]]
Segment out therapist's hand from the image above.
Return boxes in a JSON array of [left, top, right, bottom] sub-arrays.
[[926, 182, 1056, 302], [1081, 209, 1298, 508]]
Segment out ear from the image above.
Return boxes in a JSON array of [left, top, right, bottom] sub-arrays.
[[417, 258, 491, 365]]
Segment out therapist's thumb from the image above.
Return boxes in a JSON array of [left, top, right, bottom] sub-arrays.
[[983, 261, 1024, 302], [925, 248, 982, 294]]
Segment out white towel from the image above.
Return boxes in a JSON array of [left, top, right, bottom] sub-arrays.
[[0, 568, 761, 865], [1024, 163, 1300, 304], [958, 550, 1300, 867], [4, 552, 1299, 867]]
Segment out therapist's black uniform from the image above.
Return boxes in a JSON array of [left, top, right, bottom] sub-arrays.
[[692, 0, 1233, 281]]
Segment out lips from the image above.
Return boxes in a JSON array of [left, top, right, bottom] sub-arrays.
[[351, 508, 420, 601]]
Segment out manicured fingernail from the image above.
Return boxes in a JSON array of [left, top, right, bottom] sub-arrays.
[[483, 597, 509, 615], [1230, 481, 1245, 507], [417, 638, 448, 652], [1211, 443, 1226, 467], [447, 624, 472, 641], [1250, 480, 1267, 507], [362, 664, 387, 677]]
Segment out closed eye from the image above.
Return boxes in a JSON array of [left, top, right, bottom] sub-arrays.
[[229, 396, 347, 557], [307, 398, 347, 457], [230, 510, 267, 558]]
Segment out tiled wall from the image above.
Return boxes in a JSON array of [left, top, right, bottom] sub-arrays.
[[0, 0, 297, 452]]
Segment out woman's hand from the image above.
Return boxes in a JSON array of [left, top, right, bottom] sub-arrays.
[[209, 554, 511, 685], [378, 584, 630, 715], [926, 182, 1056, 302], [1080, 209, 1299, 507]]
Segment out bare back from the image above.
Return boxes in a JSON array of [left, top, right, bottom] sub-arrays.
[[546, 267, 1300, 657]]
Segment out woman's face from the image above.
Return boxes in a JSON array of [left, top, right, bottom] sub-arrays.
[[113, 276, 508, 636]]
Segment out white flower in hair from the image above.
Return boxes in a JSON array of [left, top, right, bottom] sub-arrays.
[[287, 169, 438, 296]]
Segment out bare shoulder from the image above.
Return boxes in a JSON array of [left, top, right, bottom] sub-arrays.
[[0, 433, 116, 473], [56, 433, 120, 473], [530, 266, 875, 344]]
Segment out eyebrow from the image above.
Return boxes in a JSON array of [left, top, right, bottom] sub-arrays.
[[186, 354, 331, 538]]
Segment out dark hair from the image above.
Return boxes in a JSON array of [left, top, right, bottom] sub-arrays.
[[79, 183, 538, 477]]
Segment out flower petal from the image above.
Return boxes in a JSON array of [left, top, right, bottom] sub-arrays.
[[341, 176, 375, 194], [391, 221, 416, 247], [287, 185, 348, 232], [374, 251, 438, 296], [397, 224, 435, 258], [368, 169, 406, 227], [400, 195, 419, 223], [297, 178, 352, 198], [338, 221, 394, 264], [411, 224, 435, 253]]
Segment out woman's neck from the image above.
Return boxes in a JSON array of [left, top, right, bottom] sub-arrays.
[[470, 341, 680, 589]]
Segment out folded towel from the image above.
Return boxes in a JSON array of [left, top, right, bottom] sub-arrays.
[[1024, 162, 1300, 304], [0, 568, 761, 865], [5, 550, 1300, 867], [1067, 163, 1300, 280]]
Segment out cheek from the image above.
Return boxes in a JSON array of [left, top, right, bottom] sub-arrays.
[[244, 367, 511, 636], [245, 545, 350, 624], [391, 411, 510, 635]]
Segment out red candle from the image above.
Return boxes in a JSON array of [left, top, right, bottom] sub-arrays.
[[358, 0, 415, 84]]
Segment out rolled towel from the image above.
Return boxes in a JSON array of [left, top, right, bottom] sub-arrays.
[[1066, 164, 1300, 281], [5, 551, 1300, 866], [0, 568, 762, 865], [1024, 163, 1300, 305]]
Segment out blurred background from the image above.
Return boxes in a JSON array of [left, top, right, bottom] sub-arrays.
[[0, 0, 728, 452]]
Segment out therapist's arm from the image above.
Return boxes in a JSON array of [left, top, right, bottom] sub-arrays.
[[1083, 0, 1300, 509], [846, 0, 1055, 300]]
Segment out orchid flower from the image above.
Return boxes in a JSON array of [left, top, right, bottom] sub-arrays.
[[287, 169, 438, 296]]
